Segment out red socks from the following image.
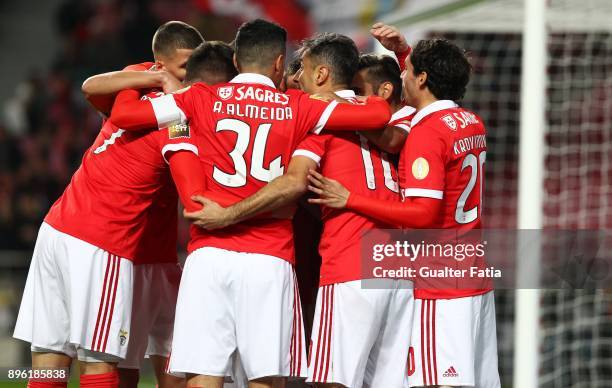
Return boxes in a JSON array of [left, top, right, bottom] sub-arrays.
[[80, 371, 119, 388], [27, 381, 67, 388]]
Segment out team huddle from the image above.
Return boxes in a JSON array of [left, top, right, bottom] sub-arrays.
[[14, 18, 501, 388]]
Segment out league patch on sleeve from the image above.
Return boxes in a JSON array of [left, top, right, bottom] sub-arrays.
[[412, 157, 430, 180], [168, 123, 190, 139]]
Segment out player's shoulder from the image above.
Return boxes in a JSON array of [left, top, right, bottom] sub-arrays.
[[123, 61, 155, 72]]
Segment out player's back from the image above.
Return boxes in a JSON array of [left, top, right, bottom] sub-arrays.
[[400, 105, 486, 231], [45, 99, 178, 264], [173, 74, 333, 263], [294, 91, 402, 285], [399, 103, 490, 298]]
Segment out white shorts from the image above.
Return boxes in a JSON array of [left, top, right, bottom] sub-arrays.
[[307, 279, 414, 388], [118, 263, 181, 369], [409, 291, 500, 388], [14, 222, 134, 360], [168, 247, 307, 380]]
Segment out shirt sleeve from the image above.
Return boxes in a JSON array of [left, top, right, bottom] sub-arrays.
[[401, 125, 447, 200], [293, 91, 339, 136], [159, 123, 199, 164], [292, 134, 329, 165], [148, 86, 195, 129]]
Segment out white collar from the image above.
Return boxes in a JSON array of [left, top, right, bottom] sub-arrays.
[[391, 105, 416, 122], [230, 73, 276, 89], [411, 100, 458, 127], [334, 89, 356, 98]]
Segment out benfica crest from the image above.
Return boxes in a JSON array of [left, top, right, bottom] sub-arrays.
[[441, 114, 457, 131], [218, 86, 234, 100]]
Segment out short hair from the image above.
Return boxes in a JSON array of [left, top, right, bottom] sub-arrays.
[[358, 54, 402, 104], [234, 19, 287, 69], [185, 41, 238, 85], [286, 58, 301, 76], [298, 33, 359, 86], [152, 21, 204, 57], [410, 39, 471, 101]]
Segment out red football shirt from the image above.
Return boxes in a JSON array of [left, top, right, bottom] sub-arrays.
[[388, 105, 416, 133], [45, 89, 183, 264], [294, 90, 402, 285], [399, 100, 491, 298], [151, 73, 338, 263]]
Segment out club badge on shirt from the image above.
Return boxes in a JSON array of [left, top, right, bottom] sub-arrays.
[[412, 157, 429, 180], [168, 123, 190, 139]]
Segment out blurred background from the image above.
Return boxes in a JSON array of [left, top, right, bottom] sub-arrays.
[[0, 0, 610, 387]]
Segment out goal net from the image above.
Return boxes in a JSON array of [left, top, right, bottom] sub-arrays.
[[384, 0, 612, 386]]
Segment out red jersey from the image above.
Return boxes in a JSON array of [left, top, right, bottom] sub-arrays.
[[399, 100, 491, 298], [388, 105, 416, 133], [151, 73, 338, 263], [45, 89, 185, 264], [294, 90, 402, 285]]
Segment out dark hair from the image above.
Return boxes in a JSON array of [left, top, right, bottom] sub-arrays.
[[410, 39, 471, 101], [298, 33, 359, 86], [184, 41, 238, 85], [286, 58, 301, 76], [152, 21, 204, 57], [357, 54, 402, 104], [234, 19, 287, 69]]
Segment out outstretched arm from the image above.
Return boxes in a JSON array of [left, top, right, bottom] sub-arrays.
[[184, 156, 318, 230], [307, 169, 440, 228], [322, 96, 392, 132], [359, 125, 408, 154], [82, 70, 181, 115]]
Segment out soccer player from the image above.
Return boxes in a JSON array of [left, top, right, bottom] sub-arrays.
[[292, 33, 414, 388], [307, 39, 501, 388], [82, 21, 204, 116], [183, 32, 415, 388], [353, 53, 415, 154], [78, 22, 206, 388], [12, 42, 236, 388], [108, 19, 392, 388]]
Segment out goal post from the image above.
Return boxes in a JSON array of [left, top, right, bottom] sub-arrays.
[[513, 0, 547, 387]]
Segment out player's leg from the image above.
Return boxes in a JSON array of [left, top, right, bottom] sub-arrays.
[[185, 374, 225, 388], [233, 253, 307, 385], [364, 279, 414, 388], [147, 263, 186, 387], [167, 248, 236, 381], [117, 367, 139, 388], [307, 281, 392, 388], [249, 376, 286, 388], [474, 292, 501, 388], [13, 223, 75, 387]]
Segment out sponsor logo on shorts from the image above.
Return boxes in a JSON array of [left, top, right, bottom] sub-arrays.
[[168, 123, 190, 139], [119, 329, 128, 346], [443, 366, 459, 378]]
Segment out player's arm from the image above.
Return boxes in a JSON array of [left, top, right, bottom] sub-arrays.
[[82, 70, 181, 116], [314, 95, 392, 133], [184, 156, 318, 230], [109, 91, 189, 131], [307, 169, 440, 228], [371, 22, 412, 72], [166, 151, 206, 212], [359, 125, 407, 154]]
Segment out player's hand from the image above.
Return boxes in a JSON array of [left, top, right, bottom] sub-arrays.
[[371, 22, 410, 53], [159, 71, 182, 94], [307, 169, 350, 209], [183, 195, 232, 230]]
